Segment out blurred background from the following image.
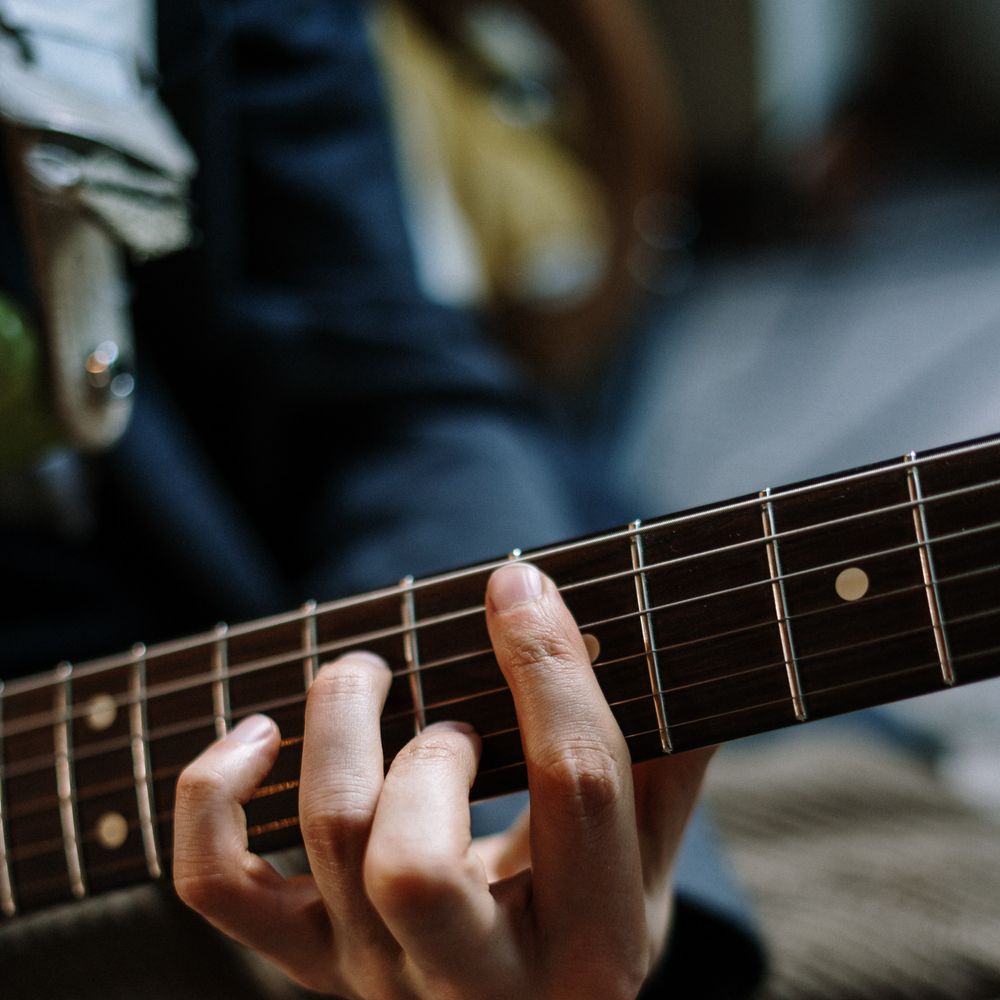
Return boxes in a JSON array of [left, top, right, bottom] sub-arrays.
[[376, 1, 1000, 995], [626, 0, 1000, 787], [4, 3, 997, 997]]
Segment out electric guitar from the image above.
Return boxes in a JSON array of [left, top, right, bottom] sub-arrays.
[[2, 433, 999, 919]]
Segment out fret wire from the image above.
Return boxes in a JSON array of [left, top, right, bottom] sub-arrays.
[[373, 581, 1000, 730], [53, 663, 86, 899], [15, 548, 995, 828], [301, 600, 318, 691], [379, 617, 1000, 778], [620, 669, 932, 747], [8, 758, 164, 825], [193, 472, 998, 668], [20, 501, 1000, 759], [10, 474, 1000, 756], [12, 617, 1000, 879], [6, 522, 1000, 785], [212, 624, 232, 740], [387, 604, 1000, 762], [286, 510, 1000, 686], [6, 466, 1000, 756], [18, 631, 1000, 885], [9, 696, 309, 822], [629, 520, 672, 752], [370, 518, 996, 693], [3, 462, 1000, 789], [7, 437, 999, 704], [6, 434, 1000, 904], [12, 780, 303, 868], [14, 838, 167, 891], [759, 489, 807, 721], [623, 607, 1000, 726], [399, 576, 426, 734], [153, 434, 996, 642], [905, 452, 955, 686], [0, 681, 16, 916], [432, 633, 1000, 787], [14, 563, 1000, 829], [129, 644, 162, 879], [12, 594, 1000, 835], [644, 633, 1000, 742], [76, 476, 1000, 699]]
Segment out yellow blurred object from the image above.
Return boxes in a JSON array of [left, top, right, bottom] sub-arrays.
[[372, 0, 682, 387], [372, 1, 611, 312]]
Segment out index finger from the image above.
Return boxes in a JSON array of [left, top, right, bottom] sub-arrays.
[[173, 716, 328, 972], [484, 564, 646, 963]]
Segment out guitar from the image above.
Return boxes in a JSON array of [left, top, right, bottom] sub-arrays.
[[2, 432, 998, 920]]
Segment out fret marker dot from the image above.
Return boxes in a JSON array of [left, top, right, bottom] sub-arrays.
[[835, 567, 869, 602], [96, 812, 129, 850], [86, 693, 117, 731], [583, 633, 601, 663]]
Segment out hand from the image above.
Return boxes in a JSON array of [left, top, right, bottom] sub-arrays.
[[173, 563, 713, 999]]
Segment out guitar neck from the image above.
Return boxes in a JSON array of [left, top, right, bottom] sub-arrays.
[[3, 434, 1000, 918]]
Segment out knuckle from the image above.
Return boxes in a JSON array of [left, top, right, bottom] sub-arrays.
[[393, 733, 469, 771], [614, 945, 653, 1000], [534, 740, 625, 820], [364, 848, 468, 920], [173, 870, 232, 913], [499, 620, 579, 676], [606, 961, 650, 1000], [311, 656, 385, 704], [300, 800, 373, 863], [561, 943, 650, 1000], [175, 765, 227, 809]]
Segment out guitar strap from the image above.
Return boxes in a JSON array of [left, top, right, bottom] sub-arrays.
[[0, 0, 195, 454]]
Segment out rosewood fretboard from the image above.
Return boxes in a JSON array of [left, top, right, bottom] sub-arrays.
[[2, 435, 1000, 918]]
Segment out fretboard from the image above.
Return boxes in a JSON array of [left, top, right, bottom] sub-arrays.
[[2, 434, 1000, 919]]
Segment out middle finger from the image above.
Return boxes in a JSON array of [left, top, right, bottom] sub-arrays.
[[299, 651, 392, 930]]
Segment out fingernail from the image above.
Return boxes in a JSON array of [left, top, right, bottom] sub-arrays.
[[230, 714, 275, 744], [489, 562, 543, 611], [329, 650, 388, 671], [424, 720, 476, 736]]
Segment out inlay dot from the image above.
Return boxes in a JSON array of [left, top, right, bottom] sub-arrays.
[[96, 812, 129, 850], [583, 633, 601, 663], [835, 567, 869, 602], [85, 693, 118, 732]]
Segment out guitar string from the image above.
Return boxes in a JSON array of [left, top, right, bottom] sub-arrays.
[[1, 458, 1000, 860], [4, 436, 998, 702], [4, 437, 999, 899], [4, 470, 1000, 746], [14, 624, 1000, 881], [10, 636, 1000, 889], [5, 584, 1000, 837], [4, 513, 1000, 793], [4, 506, 1000, 791], [5, 576, 989, 841], [8, 547, 999, 797], [12, 631, 999, 872]]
